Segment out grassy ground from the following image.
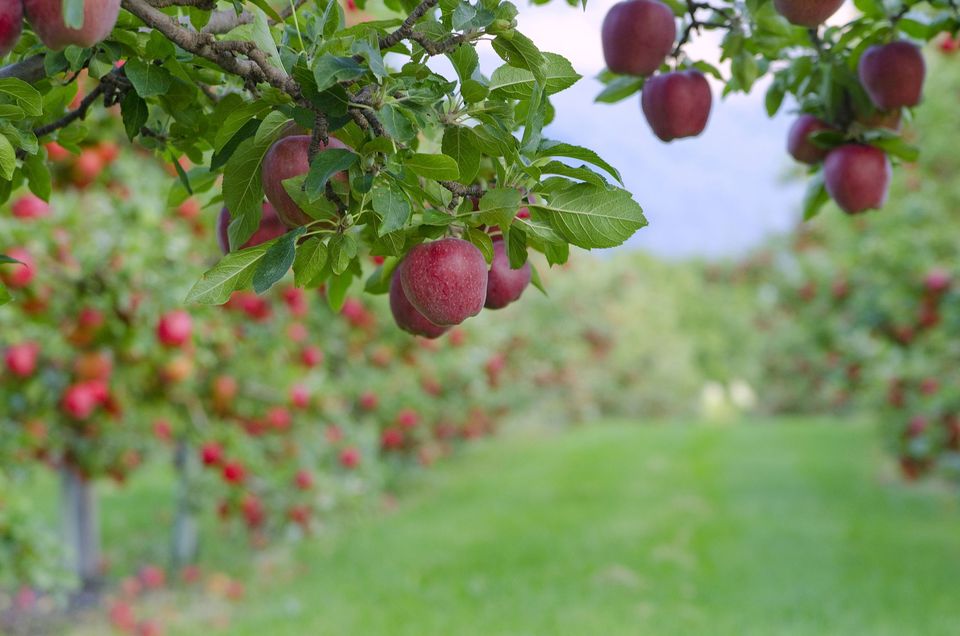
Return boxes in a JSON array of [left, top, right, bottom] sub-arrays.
[[69, 419, 960, 635]]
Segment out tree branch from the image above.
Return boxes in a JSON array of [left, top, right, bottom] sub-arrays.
[[146, 0, 216, 7], [378, 0, 440, 49], [0, 55, 46, 83], [439, 181, 483, 197]]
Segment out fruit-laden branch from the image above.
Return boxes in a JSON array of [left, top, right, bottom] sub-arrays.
[[121, 0, 300, 96], [202, 0, 307, 35], [375, 0, 469, 55]]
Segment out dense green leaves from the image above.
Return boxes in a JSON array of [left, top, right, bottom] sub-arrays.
[[532, 183, 646, 249]]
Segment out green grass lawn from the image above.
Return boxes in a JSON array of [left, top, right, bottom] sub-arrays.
[[66, 419, 960, 635]]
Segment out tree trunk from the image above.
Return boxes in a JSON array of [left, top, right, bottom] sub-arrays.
[[170, 438, 199, 570], [59, 466, 101, 605]]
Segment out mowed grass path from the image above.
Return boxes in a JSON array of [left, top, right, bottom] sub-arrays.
[[167, 420, 960, 636]]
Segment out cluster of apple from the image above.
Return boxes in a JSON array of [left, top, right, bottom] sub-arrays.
[[601, 0, 928, 215], [601, 0, 712, 142], [0, 0, 120, 54], [220, 132, 534, 339]]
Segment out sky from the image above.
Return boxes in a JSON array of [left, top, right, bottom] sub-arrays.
[[458, 0, 863, 259]]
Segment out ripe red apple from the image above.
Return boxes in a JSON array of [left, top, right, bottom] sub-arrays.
[[823, 144, 891, 214], [485, 239, 531, 309], [156, 310, 192, 347], [294, 469, 313, 490], [261, 135, 348, 228], [222, 460, 246, 484], [400, 238, 488, 326], [339, 446, 360, 469], [200, 442, 224, 466], [5, 342, 39, 378], [641, 70, 712, 142], [787, 115, 833, 165], [11, 194, 50, 220], [266, 406, 292, 431], [772, 0, 843, 26], [389, 265, 449, 339], [923, 268, 951, 296], [0, 0, 22, 55], [1, 247, 35, 288], [290, 384, 310, 409], [71, 148, 104, 188], [300, 345, 323, 367], [358, 391, 379, 411], [216, 203, 286, 254], [23, 0, 120, 50], [396, 408, 419, 430], [859, 41, 925, 110], [62, 383, 99, 420], [601, 0, 676, 76], [381, 427, 404, 450]]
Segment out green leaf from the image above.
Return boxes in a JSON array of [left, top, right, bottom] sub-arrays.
[[490, 53, 580, 99], [328, 234, 357, 275], [121, 92, 149, 141], [62, 0, 84, 29], [253, 228, 304, 293], [378, 104, 417, 142], [477, 187, 522, 229], [0, 282, 10, 305], [0, 79, 43, 117], [282, 174, 338, 221], [22, 153, 51, 201], [293, 237, 329, 287], [491, 32, 546, 83], [214, 101, 271, 152], [595, 75, 644, 104], [254, 111, 291, 146], [222, 137, 271, 249], [405, 153, 460, 181], [465, 227, 495, 262], [441, 127, 481, 184], [124, 59, 173, 98], [532, 183, 646, 249], [0, 134, 15, 181], [247, 0, 284, 22], [313, 55, 365, 91], [185, 245, 270, 304], [371, 179, 412, 235], [803, 173, 829, 221], [326, 271, 354, 312], [305, 148, 358, 198], [537, 140, 622, 184]]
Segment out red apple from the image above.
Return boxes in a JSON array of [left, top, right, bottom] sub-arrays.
[[5, 342, 39, 378], [400, 238, 488, 326], [11, 194, 50, 220], [222, 460, 246, 484], [216, 203, 286, 254], [156, 310, 192, 348], [290, 384, 310, 409], [601, 0, 676, 76], [824, 144, 891, 214], [381, 427, 404, 450], [787, 115, 833, 165], [0, 0, 22, 55], [23, 0, 121, 50], [389, 265, 449, 339], [200, 442, 224, 466], [923, 268, 951, 296], [294, 469, 313, 490], [62, 383, 99, 420], [485, 239, 531, 309], [773, 0, 843, 27], [1, 247, 35, 288], [261, 135, 348, 228], [641, 70, 712, 142], [339, 446, 360, 469], [859, 41, 925, 110]]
